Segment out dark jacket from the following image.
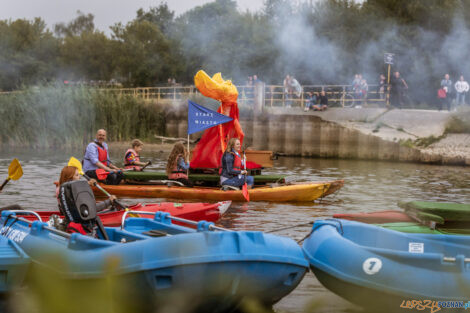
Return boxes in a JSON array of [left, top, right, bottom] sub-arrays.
[[220, 151, 242, 178]]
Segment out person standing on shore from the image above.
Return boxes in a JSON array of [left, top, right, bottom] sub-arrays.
[[390, 71, 408, 109], [454, 75, 469, 106], [83, 129, 124, 185], [441, 74, 453, 110]]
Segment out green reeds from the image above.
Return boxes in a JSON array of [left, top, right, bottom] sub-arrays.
[[0, 85, 166, 148]]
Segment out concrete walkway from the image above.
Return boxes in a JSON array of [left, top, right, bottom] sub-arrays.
[[267, 107, 451, 140], [265, 106, 470, 165]]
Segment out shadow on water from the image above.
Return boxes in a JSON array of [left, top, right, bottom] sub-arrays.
[[1, 148, 470, 312]]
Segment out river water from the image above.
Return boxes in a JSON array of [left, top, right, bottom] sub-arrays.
[[1, 148, 470, 313]]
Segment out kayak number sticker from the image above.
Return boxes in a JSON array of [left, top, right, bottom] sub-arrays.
[[408, 242, 424, 253], [363, 258, 382, 275]]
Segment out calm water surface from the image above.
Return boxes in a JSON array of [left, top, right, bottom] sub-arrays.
[[1, 148, 470, 313]]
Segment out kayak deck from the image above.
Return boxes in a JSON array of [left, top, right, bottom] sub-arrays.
[[93, 180, 344, 202]]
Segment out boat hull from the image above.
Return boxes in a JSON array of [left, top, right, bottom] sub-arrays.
[[302, 219, 470, 311], [92, 180, 344, 202], [23, 201, 230, 226], [1, 211, 308, 311], [333, 210, 414, 224], [0, 237, 29, 295]]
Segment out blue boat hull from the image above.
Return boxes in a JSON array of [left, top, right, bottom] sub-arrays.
[[1, 211, 308, 311], [303, 219, 470, 311], [0, 237, 29, 295]]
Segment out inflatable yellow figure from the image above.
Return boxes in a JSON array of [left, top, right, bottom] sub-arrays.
[[190, 70, 244, 169]]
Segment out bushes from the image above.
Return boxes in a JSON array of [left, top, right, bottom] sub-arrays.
[[0, 85, 166, 147]]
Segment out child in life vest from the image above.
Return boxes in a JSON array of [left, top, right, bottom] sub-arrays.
[[124, 139, 150, 171], [166, 142, 192, 186]]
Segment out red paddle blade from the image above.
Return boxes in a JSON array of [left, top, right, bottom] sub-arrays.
[[242, 183, 250, 202], [95, 169, 109, 180]]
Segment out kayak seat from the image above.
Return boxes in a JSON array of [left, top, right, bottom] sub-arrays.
[[142, 229, 168, 237], [221, 185, 240, 191]]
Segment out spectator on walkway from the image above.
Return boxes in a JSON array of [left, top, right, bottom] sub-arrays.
[[378, 74, 386, 100], [253, 75, 262, 84], [304, 91, 317, 111], [360, 78, 368, 105], [441, 74, 453, 109], [390, 71, 408, 109], [352, 74, 363, 101], [290, 76, 302, 98], [315, 90, 328, 111], [437, 86, 448, 111], [283, 75, 292, 107], [454, 75, 469, 106]]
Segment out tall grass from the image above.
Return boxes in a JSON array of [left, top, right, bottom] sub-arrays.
[[0, 85, 166, 148]]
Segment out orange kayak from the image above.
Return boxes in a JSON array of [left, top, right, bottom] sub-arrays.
[[92, 180, 344, 202]]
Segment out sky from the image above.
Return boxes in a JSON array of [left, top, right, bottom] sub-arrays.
[[0, 0, 265, 32]]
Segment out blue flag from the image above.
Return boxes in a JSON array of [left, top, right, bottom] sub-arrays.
[[187, 100, 233, 135]]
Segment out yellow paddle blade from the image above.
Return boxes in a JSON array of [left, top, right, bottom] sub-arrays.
[[8, 158, 23, 181], [67, 157, 84, 175]]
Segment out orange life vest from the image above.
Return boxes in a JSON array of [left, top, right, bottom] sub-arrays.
[[124, 148, 141, 171], [95, 143, 109, 165]]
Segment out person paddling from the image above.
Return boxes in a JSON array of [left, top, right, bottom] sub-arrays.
[[166, 142, 192, 186], [220, 138, 254, 189], [56, 166, 116, 234], [124, 139, 150, 171], [83, 129, 124, 185]]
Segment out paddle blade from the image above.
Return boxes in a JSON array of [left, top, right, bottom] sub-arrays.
[[68, 157, 84, 175], [242, 183, 250, 202], [96, 169, 109, 180], [8, 158, 23, 181]]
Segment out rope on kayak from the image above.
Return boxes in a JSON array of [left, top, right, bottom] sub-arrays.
[[297, 227, 314, 244], [266, 221, 314, 233]]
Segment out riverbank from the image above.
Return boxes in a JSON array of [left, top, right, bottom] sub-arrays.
[[265, 106, 470, 166]]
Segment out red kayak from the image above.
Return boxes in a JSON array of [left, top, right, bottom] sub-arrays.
[[333, 210, 414, 224], [22, 201, 231, 227]]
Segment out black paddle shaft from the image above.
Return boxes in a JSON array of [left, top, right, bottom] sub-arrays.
[[0, 178, 11, 191], [82, 173, 125, 211]]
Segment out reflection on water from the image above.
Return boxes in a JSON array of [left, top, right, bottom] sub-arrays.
[[1, 148, 470, 312]]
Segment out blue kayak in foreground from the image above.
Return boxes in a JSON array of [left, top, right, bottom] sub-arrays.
[[0, 236, 29, 294], [0, 210, 308, 312], [302, 219, 470, 312]]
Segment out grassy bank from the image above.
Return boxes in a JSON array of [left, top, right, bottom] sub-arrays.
[[0, 86, 166, 148]]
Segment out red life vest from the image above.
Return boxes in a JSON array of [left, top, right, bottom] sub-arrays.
[[233, 152, 242, 171], [95, 143, 109, 165], [66, 222, 88, 235], [169, 155, 188, 180], [219, 151, 242, 175], [124, 148, 141, 171]]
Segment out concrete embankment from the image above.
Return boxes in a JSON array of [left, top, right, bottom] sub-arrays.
[[164, 106, 470, 166]]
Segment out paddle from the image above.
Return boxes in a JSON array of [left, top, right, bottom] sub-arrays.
[[67, 157, 125, 210], [141, 161, 152, 171], [0, 159, 23, 192], [242, 152, 250, 202]]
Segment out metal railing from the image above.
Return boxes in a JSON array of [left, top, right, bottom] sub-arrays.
[[263, 84, 387, 108], [0, 84, 388, 108]]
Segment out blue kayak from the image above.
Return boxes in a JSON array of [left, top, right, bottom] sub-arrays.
[[1, 210, 308, 311], [302, 219, 470, 311], [0, 236, 29, 294]]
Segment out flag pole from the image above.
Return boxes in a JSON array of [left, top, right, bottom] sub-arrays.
[[187, 134, 190, 177]]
